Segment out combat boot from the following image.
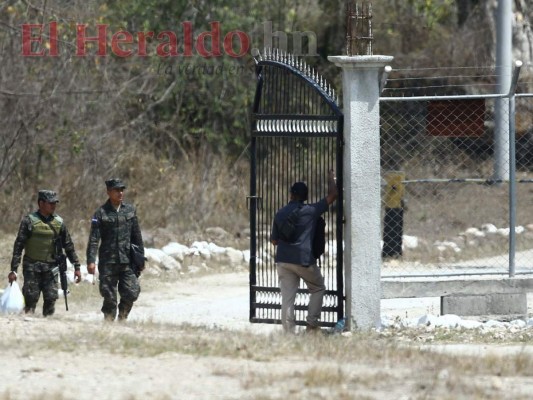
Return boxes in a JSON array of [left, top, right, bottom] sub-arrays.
[[43, 301, 55, 317], [118, 302, 133, 321], [104, 313, 116, 322]]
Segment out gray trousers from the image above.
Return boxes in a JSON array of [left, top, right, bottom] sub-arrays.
[[276, 262, 326, 333]]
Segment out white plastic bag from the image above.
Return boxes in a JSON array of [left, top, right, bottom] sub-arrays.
[[0, 281, 25, 314]]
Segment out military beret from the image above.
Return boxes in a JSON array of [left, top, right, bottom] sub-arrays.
[[38, 190, 59, 203], [105, 178, 127, 189]]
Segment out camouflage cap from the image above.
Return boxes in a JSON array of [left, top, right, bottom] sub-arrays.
[[38, 190, 59, 203], [105, 178, 127, 189]]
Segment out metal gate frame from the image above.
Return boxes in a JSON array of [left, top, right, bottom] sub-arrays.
[[248, 50, 344, 328]]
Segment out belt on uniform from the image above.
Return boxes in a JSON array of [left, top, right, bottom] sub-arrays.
[[24, 256, 56, 265]]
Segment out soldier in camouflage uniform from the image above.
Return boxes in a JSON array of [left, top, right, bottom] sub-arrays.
[[86, 178, 144, 321], [8, 190, 82, 316]]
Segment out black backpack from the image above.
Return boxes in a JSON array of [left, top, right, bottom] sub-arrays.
[[312, 216, 326, 259], [278, 204, 302, 243]]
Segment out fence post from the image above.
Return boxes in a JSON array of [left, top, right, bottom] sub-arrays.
[[494, 0, 512, 181], [382, 171, 405, 258], [328, 55, 393, 330]]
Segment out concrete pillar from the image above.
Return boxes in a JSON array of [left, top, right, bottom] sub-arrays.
[[328, 55, 393, 330]]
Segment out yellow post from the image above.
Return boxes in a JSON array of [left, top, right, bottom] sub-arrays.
[[384, 171, 405, 209], [382, 171, 405, 258]]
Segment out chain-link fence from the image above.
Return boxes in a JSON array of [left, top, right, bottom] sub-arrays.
[[379, 66, 533, 279]]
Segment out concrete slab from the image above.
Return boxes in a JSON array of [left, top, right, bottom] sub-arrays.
[[441, 293, 527, 317]]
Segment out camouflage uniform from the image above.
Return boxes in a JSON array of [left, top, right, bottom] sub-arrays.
[[86, 180, 144, 321], [10, 191, 81, 316]]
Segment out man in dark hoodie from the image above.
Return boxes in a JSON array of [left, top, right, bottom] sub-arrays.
[[271, 170, 338, 334]]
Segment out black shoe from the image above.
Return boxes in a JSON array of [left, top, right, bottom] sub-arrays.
[[305, 324, 321, 335], [118, 302, 132, 321], [43, 302, 55, 317]]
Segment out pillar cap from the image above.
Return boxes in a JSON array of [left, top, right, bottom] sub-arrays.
[[328, 55, 394, 69]]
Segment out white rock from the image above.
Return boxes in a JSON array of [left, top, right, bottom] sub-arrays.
[[463, 227, 485, 237], [403, 235, 418, 249], [434, 241, 461, 253], [159, 255, 181, 271], [418, 314, 438, 326], [145, 248, 165, 264], [380, 316, 395, 328], [146, 248, 181, 271], [481, 223, 498, 234], [510, 319, 526, 328], [190, 241, 213, 259], [497, 228, 510, 237], [458, 319, 483, 329], [226, 248, 244, 265], [207, 242, 227, 254], [484, 320, 506, 328], [162, 242, 189, 262], [243, 250, 251, 263], [435, 314, 462, 328]]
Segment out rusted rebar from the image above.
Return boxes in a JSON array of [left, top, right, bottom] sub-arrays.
[[345, 1, 373, 56]]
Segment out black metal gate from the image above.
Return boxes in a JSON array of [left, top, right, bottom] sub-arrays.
[[248, 50, 344, 328]]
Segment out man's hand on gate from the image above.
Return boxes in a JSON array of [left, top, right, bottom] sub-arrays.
[[326, 169, 338, 205]]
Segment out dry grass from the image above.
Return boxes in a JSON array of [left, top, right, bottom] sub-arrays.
[[0, 151, 251, 245], [392, 161, 533, 265], [10, 317, 532, 379], [3, 149, 532, 267], [2, 277, 533, 399]]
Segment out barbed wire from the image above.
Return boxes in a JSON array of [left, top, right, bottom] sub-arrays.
[[384, 83, 500, 91], [387, 74, 498, 81], [382, 65, 533, 94], [398, 178, 533, 185], [392, 66, 501, 72]]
